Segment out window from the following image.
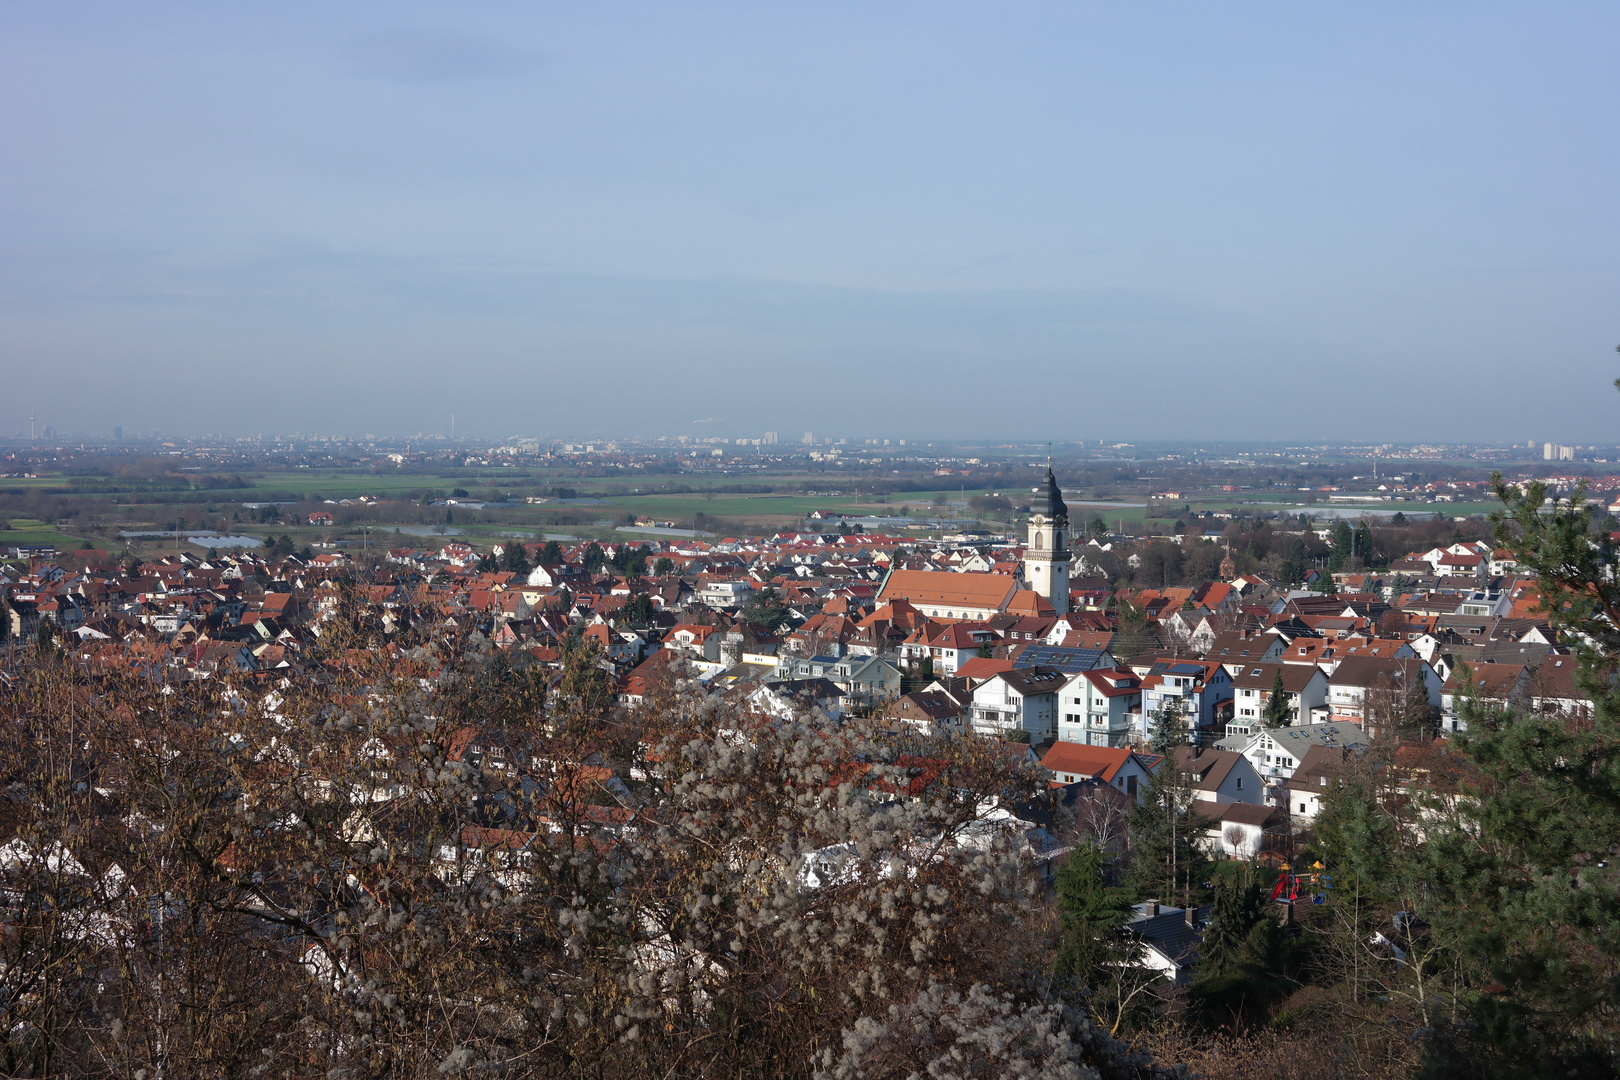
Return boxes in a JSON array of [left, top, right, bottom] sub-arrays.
[[1299, 802, 1307, 812]]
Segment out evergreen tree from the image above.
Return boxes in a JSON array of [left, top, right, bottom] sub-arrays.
[[611, 543, 649, 578], [1053, 844, 1135, 982], [1149, 697, 1187, 754], [502, 542, 530, 576], [1408, 468, 1620, 1077], [1111, 599, 1158, 662], [1125, 760, 1211, 909], [740, 585, 790, 632], [1352, 520, 1375, 565], [1328, 520, 1354, 572], [619, 594, 655, 625], [581, 542, 606, 573], [1276, 536, 1307, 586], [557, 635, 612, 718], [1262, 669, 1292, 728], [653, 556, 675, 576], [1195, 867, 1266, 983], [538, 540, 563, 565]]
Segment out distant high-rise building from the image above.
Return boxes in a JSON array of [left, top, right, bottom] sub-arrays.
[[763, 432, 778, 444], [802, 432, 814, 444], [1545, 442, 1576, 461], [112, 426, 122, 440]]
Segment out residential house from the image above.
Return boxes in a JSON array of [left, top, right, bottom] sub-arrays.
[[969, 667, 1067, 742], [1327, 655, 1442, 732], [1193, 802, 1286, 859], [901, 620, 1002, 675], [886, 690, 968, 734], [664, 623, 722, 662], [1228, 662, 1329, 734], [1038, 742, 1161, 803], [1057, 667, 1143, 747], [1282, 743, 1358, 822], [1439, 661, 1528, 733], [1140, 660, 1233, 745], [1203, 631, 1285, 675], [1171, 745, 1265, 805], [1124, 901, 1211, 986], [1216, 720, 1367, 789]]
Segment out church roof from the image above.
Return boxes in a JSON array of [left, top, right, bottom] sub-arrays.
[[877, 569, 1019, 611], [1029, 466, 1068, 520]]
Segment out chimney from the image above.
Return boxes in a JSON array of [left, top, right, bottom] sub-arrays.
[[1145, 899, 1159, 917], [1185, 906, 1196, 928]]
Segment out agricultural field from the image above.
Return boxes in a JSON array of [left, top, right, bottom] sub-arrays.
[[0, 518, 101, 551]]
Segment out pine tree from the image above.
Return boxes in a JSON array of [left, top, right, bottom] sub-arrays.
[[741, 585, 790, 632], [1112, 599, 1158, 662], [1407, 467, 1620, 1077], [1328, 520, 1354, 572], [1149, 697, 1187, 754], [502, 541, 530, 576], [1195, 867, 1266, 982], [1053, 844, 1134, 985], [1262, 669, 1292, 728], [1125, 759, 1210, 909]]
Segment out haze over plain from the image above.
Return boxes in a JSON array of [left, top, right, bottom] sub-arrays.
[[1, 1, 1616, 441]]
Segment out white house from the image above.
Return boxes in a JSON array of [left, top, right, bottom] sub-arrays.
[[1228, 662, 1330, 735], [970, 667, 1067, 741], [1171, 745, 1265, 805], [1038, 742, 1161, 803], [1124, 902, 1210, 986], [1057, 667, 1143, 747], [1327, 655, 1441, 732]]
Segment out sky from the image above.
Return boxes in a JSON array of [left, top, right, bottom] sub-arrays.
[[1, 1, 1616, 443]]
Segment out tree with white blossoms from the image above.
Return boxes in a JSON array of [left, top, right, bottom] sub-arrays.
[[0, 590, 1181, 1080]]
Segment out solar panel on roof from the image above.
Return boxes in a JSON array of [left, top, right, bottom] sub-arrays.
[[1011, 645, 1107, 674]]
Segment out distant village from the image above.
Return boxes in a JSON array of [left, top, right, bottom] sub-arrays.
[[2, 465, 1579, 901]]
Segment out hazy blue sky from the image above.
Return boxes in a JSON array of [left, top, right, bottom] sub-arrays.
[[2, 2, 1616, 442]]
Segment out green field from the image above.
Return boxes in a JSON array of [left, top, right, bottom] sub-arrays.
[[1, 518, 99, 551]]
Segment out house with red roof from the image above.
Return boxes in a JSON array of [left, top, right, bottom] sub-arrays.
[[1057, 667, 1143, 748], [1038, 742, 1161, 802]]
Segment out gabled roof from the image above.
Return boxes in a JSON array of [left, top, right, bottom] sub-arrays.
[[1011, 644, 1110, 673], [876, 569, 1018, 611], [1079, 667, 1141, 697], [1329, 654, 1432, 688], [1039, 742, 1150, 782], [991, 666, 1069, 696], [952, 656, 1015, 681], [1231, 661, 1322, 693], [1171, 746, 1245, 792]]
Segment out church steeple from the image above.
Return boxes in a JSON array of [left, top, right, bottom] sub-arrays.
[[1024, 463, 1071, 614]]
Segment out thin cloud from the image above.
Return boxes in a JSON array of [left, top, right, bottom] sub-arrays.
[[340, 29, 537, 83]]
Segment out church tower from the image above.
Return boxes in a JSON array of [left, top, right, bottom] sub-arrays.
[[1024, 464, 1071, 614]]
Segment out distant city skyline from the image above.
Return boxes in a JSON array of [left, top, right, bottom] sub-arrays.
[[3, 3, 1617, 440]]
